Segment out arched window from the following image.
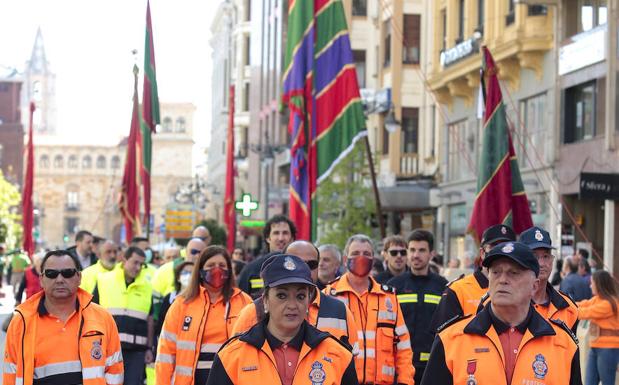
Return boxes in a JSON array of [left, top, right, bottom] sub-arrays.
[[40, 155, 49, 168], [111, 155, 120, 170], [175, 117, 186, 132], [82, 155, 92, 169], [68, 155, 78, 169], [96, 155, 106, 169], [54, 155, 63, 168], [162, 117, 173, 132]]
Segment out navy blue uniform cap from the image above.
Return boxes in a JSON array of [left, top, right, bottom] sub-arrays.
[[260, 254, 316, 288], [482, 241, 540, 277]]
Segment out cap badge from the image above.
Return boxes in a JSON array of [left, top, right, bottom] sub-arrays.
[[283, 256, 296, 271], [309, 360, 326, 385], [534, 230, 544, 241], [501, 243, 514, 254], [532, 354, 548, 379], [500, 226, 507, 235]]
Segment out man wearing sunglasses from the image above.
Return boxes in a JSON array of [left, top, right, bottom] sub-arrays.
[[374, 235, 408, 284], [388, 229, 448, 385], [3, 250, 123, 385], [92, 246, 154, 385], [232, 240, 360, 356]]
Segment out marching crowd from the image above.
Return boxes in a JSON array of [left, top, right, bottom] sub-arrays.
[[1, 214, 618, 385]]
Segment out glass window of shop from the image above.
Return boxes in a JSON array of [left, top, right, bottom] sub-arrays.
[[448, 204, 467, 261], [517, 93, 547, 169]]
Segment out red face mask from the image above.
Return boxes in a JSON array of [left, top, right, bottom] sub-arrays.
[[200, 267, 229, 289], [347, 256, 373, 277]]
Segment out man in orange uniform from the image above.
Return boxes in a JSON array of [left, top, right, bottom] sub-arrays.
[[421, 242, 581, 385], [324, 234, 414, 385], [431, 224, 516, 331], [3, 250, 124, 385], [232, 240, 359, 352]]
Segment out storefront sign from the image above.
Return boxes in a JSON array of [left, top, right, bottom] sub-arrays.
[[559, 25, 606, 76], [579, 172, 619, 200], [440, 38, 478, 68]]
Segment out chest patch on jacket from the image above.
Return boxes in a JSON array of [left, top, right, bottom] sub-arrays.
[[182, 316, 192, 331]]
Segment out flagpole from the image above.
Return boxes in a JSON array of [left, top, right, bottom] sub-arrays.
[[364, 136, 386, 239]]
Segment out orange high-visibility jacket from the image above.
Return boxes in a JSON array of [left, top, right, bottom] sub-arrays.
[[232, 288, 360, 352], [155, 286, 251, 385], [421, 304, 581, 385], [324, 273, 414, 385], [206, 320, 359, 385], [577, 296, 619, 348], [3, 289, 124, 385]]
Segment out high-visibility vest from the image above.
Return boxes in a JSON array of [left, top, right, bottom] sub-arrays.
[[324, 273, 415, 385], [155, 286, 252, 385], [80, 261, 119, 294], [3, 289, 124, 385], [97, 267, 153, 350]]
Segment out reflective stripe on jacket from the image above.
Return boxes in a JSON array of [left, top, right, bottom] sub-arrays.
[[206, 320, 359, 385], [421, 304, 582, 385], [232, 289, 360, 353], [155, 286, 251, 385], [3, 289, 124, 385], [97, 267, 153, 350], [324, 273, 414, 385]]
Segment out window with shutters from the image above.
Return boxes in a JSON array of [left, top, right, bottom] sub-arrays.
[[403, 14, 421, 64]]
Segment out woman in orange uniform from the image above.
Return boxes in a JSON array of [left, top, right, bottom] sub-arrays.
[[155, 245, 252, 384], [207, 254, 358, 385], [578, 270, 619, 385]]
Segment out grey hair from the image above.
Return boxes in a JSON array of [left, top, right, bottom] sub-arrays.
[[318, 244, 342, 263], [344, 234, 374, 256]]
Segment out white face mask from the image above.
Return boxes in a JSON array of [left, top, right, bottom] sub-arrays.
[[179, 272, 192, 289]]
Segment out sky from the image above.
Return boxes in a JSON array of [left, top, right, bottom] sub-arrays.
[[0, 0, 219, 169]]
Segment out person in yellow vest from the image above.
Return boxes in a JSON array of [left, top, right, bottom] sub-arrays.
[[421, 242, 581, 385], [324, 234, 414, 385], [3, 250, 124, 385], [151, 238, 207, 317], [430, 224, 516, 331], [80, 240, 119, 293], [577, 270, 619, 385], [92, 246, 154, 385], [207, 253, 359, 385], [155, 245, 251, 384]]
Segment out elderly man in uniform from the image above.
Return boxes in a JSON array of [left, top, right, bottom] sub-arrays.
[[421, 242, 582, 385], [317, 244, 342, 290]]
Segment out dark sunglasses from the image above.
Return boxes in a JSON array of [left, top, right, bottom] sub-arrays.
[[388, 249, 407, 257], [190, 248, 202, 255], [305, 260, 319, 270], [43, 268, 78, 279]]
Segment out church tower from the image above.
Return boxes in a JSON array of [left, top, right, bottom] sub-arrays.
[[22, 27, 57, 134]]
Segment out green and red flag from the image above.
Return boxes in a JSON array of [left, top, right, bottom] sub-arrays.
[[283, 0, 367, 240], [140, 0, 160, 234], [224, 85, 236, 252], [467, 47, 533, 243], [22, 102, 35, 257], [120, 66, 142, 243]]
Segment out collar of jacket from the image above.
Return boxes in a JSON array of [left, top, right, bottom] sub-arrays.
[[240, 319, 330, 350], [546, 283, 569, 310], [16, 287, 93, 318], [473, 269, 489, 289], [464, 303, 556, 339], [330, 273, 385, 296]]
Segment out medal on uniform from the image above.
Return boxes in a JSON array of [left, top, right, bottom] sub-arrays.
[[466, 359, 477, 385]]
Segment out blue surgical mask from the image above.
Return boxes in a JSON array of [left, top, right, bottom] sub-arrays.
[[179, 272, 192, 289], [144, 249, 153, 264]]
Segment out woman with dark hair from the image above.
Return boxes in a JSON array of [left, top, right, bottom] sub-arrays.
[[578, 270, 619, 385], [207, 254, 358, 385], [155, 245, 252, 385]]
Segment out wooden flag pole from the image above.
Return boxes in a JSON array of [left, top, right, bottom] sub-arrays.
[[364, 136, 386, 239]]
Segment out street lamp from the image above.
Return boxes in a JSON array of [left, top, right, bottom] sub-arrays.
[[250, 132, 288, 220], [384, 106, 401, 133]]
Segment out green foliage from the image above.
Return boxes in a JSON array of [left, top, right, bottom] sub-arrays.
[[316, 141, 378, 248], [0, 172, 22, 249], [198, 218, 228, 246]]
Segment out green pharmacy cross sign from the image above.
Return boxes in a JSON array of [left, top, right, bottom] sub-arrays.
[[235, 193, 259, 217]]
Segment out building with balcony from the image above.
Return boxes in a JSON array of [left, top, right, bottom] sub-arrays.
[[208, 0, 252, 224], [555, 0, 618, 275], [427, 0, 557, 260]]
